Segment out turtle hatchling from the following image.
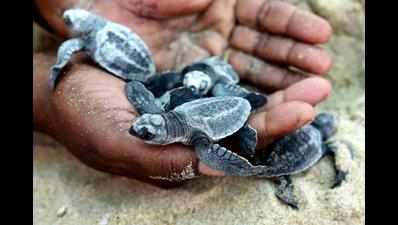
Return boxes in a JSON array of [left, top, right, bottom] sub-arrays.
[[128, 96, 271, 176], [143, 56, 267, 110], [126, 80, 259, 159], [49, 8, 155, 89], [252, 112, 350, 209], [181, 56, 267, 110]]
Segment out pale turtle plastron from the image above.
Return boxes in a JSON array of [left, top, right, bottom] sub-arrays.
[[49, 8, 156, 89], [253, 113, 351, 209]]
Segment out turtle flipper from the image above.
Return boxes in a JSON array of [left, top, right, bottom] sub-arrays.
[[163, 87, 201, 111], [145, 72, 183, 97], [274, 176, 299, 209], [323, 141, 349, 188], [49, 38, 84, 90], [194, 139, 263, 176], [125, 80, 165, 115], [212, 83, 247, 97], [244, 92, 268, 110], [212, 83, 267, 110], [236, 124, 258, 159]]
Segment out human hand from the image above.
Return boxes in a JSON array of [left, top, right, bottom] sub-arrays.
[[34, 0, 332, 186], [34, 52, 330, 186]]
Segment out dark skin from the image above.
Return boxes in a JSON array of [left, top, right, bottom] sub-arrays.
[[34, 0, 333, 187]]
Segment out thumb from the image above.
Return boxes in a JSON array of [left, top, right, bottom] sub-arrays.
[[249, 101, 315, 149]]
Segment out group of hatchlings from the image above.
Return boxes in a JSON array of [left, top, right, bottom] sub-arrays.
[[49, 9, 352, 209]]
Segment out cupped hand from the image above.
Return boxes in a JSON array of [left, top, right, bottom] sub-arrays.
[[34, 52, 330, 185], [34, 0, 333, 186]]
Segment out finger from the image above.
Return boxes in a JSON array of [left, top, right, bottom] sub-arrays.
[[116, 0, 213, 19], [229, 50, 305, 91], [190, 0, 236, 37], [236, 0, 332, 44], [192, 31, 228, 55], [249, 101, 315, 148], [199, 162, 226, 176], [262, 77, 332, 110], [116, 132, 227, 179], [230, 26, 332, 75]]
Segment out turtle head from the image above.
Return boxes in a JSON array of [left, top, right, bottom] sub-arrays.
[[129, 114, 169, 144], [183, 71, 212, 95], [311, 112, 337, 140], [63, 8, 100, 34]]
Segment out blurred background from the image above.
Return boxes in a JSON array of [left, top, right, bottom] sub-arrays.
[[34, 0, 364, 224]]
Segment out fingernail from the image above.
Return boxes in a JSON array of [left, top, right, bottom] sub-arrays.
[[198, 162, 225, 177]]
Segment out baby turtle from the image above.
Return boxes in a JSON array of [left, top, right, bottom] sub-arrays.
[[49, 8, 155, 89], [128, 95, 270, 175], [182, 56, 267, 109], [253, 113, 348, 209], [126, 80, 259, 158], [143, 56, 267, 110], [125, 80, 201, 114]]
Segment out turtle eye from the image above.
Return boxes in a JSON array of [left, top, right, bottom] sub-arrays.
[[135, 127, 155, 140], [151, 117, 163, 126], [199, 81, 208, 91], [64, 15, 72, 26]]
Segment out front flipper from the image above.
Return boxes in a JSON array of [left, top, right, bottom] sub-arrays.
[[245, 92, 268, 110], [212, 83, 247, 97], [163, 87, 201, 111], [323, 142, 350, 188], [145, 72, 183, 97], [125, 80, 164, 115], [235, 124, 258, 159], [211, 83, 267, 110], [49, 38, 84, 90], [274, 176, 299, 209], [194, 140, 266, 176]]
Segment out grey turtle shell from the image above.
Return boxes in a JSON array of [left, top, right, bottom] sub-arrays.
[[185, 56, 240, 84], [259, 124, 324, 177], [173, 96, 251, 141], [91, 22, 156, 82]]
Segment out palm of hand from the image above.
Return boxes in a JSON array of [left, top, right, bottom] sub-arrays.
[[93, 0, 234, 71]]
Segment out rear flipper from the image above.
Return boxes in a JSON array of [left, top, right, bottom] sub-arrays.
[[194, 138, 266, 176], [145, 72, 183, 97], [49, 38, 84, 90], [163, 87, 201, 111], [235, 124, 257, 159], [125, 80, 165, 115], [274, 176, 299, 209], [211, 83, 267, 110], [323, 141, 350, 188]]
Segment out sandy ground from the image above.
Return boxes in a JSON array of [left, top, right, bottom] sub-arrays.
[[33, 0, 365, 224]]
